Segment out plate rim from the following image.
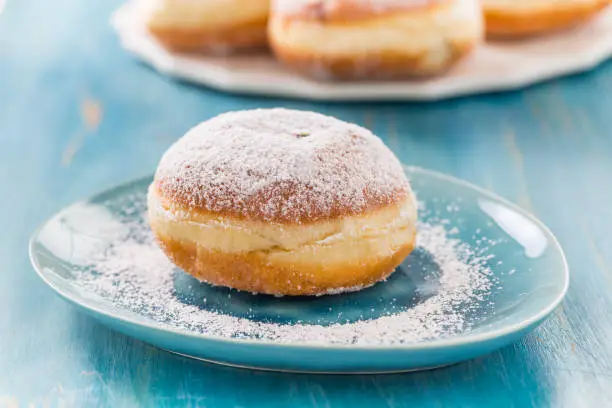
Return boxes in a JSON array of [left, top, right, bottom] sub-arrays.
[[29, 166, 570, 351]]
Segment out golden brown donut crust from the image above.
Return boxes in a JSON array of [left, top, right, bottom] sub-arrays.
[[153, 229, 416, 296], [154, 183, 410, 225], [484, 1, 610, 38], [147, 17, 269, 53]]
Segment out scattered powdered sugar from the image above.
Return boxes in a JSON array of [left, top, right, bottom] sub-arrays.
[[72, 197, 495, 346], [155, 109, 409, 223]]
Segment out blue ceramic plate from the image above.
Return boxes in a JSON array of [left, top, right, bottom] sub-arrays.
[[30, 167, 568, 373]]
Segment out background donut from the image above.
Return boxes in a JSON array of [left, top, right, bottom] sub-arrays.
[[268, 0, 484, 79], [483, 0, 611, 38], [147, 0, 270, 53]]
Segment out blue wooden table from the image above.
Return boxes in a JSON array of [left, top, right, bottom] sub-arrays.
[[2, 1, 612, 407]]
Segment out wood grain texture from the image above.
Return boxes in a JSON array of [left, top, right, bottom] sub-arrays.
[[1, 0, 612, 407]]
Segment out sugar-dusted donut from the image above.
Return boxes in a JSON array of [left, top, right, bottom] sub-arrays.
[[148, 109, 417, 296]]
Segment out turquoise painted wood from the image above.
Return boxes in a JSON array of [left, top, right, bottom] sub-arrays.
[[1, 0, 611, 406]]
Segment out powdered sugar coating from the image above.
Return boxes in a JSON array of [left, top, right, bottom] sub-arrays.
[[154, 109, 410, 224]]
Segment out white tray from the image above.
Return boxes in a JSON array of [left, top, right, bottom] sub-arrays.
[[112, 2, 612, 101]]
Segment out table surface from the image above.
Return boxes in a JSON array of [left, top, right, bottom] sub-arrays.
[[2, 1, 612, 407]]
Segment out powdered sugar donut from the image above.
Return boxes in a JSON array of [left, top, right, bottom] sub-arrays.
[[268, 0, 483, 79], [148, 109, 417, 296], [146, 0, 270, 53], [483, 0, 611, 38]]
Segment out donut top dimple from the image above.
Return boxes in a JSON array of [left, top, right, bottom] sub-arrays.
[[273, 0, 446, 20], [154, 109, 410, 224]]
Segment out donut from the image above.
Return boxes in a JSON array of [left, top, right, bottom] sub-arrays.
[[483, 0, 611, 38], [146, 0, 270, 53], [268, 0, 483, 79], [148, 109, 418, 296]]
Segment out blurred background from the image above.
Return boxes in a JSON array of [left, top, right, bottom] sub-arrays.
[[1, 1, 612, 407]]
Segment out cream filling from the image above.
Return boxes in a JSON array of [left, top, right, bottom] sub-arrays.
[[148, 0, 270, 29], [269, 0, 482, 56], [148, 185, 417, 256]]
